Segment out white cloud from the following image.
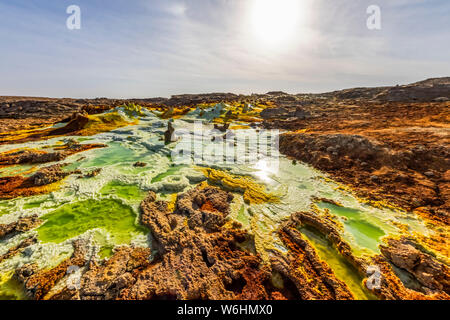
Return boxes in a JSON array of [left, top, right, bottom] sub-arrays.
[[165, 2, 187, 17]]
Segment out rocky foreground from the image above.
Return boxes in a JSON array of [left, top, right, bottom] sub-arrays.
[[0, 77, 449, 300]]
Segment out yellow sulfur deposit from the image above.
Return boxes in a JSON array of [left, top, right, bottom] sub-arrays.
[[165, 193, 178, 212], [229, 124, 251, 130], [76, 112, 137, 136], [159, 106, 193, 119], [0, 127, 47, 144], [0, 178, 64, 200], [119, 103, 146, 118], [211, 101, 273, 124], [199, 168, 279, 204], [0, 112, 136, 145], [413, 230, 450, 265]]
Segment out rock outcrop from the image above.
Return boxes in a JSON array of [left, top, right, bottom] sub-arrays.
[[0, 143, 106, 166], [30, 164, 72, 186], [272, 218, 354, 300], [16, 240, 87, 300], [123, 186, 278, 300], [380, 237, 450, 295], [279, 130, 450, 224], [0, 236, 37, 264], [0, 215, 42, 240], [164, 120, 175, 145], [0, 163, 80, 199]]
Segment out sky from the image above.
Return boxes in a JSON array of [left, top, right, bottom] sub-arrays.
[[0, 0, 449, 98]]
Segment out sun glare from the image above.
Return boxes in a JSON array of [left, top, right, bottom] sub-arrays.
[[250, 0, 303, 46]]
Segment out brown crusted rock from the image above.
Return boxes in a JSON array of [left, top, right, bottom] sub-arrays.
[[83, 168, 102, 178], [0, 150, 65, 166], [380, 237, 450, 294], [213, 123, 230, 132], [164, 121, 175, 145], [48, 111, 89, 136], [272, 218, 355, 300], [79, 247, 151, 300], [31, 164, 70, 186], [288, 211, 367, 270], [0, 143, 106, 167], [48, 186, 291, 300], [144, 191, 157, 202], [0, 221, 18, 239], [0, 236, 37, 264], [0, 162, 84, 199], [139, 193, 172, 252], [15, 215, 43, 232], [133, 162, 147, 167], [126, 185, 292, 300], [367, 255, 450, 300], [176, 186, 233, 231], [260, 107, 289, 119], [16, 240, 87, 300], [123, 229, 274, 300], [0, 215, 42, 239]]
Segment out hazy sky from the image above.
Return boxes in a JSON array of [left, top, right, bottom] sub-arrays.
[[0, 0, 449, 98]]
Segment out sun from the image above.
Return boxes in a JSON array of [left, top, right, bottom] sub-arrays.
[[250, 0, 304, 46]]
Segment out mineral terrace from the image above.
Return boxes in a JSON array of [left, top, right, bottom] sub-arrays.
[[0, 77, 449, 300]]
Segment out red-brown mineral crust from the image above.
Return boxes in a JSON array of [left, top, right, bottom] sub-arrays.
[[284, 211, 450, 300], [0, 236, 37, 264], [16, 240, 87, 300], [0, 164, 80, 199], [17, 186, 361, 300], [272, 221, 355, 300], [380, 237, 450, 295], [0, 215, 42, 240], [0, 143, 105, 167]]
